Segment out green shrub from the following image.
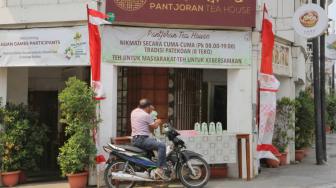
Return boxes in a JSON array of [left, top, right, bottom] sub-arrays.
[[0, 102, 48, 172], [327, 94, 336, 132], [295, 90, 315, 149], [273, 97, 296, 153], [57, 77, 99, 176], [58, 132, 96, 175]]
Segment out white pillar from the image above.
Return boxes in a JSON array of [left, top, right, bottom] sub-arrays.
[[0, 67, 7, 186], [227, 69, 253, 134], [90, 63, 118, 186], [0, 67, 8, 106], [251, 31, 261, 177], [226, 68, 253, 178], [99, 63, 118, 151]]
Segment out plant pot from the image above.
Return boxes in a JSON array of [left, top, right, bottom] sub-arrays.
[[326, 127, 331, 134], [1, 171, 21, 187], [295, 149, 305, 162], [278, 152, 288, 166], [210, 165, 228, 178], [266, 157, 280, 168], [67, 171, 88, 188]]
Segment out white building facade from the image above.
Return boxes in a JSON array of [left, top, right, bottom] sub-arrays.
[[0, 0, 95, 184], [1, 0, 330, 185]]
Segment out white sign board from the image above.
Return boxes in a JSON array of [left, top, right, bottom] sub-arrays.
[[292, 3, 328, 39], [102, 26, 252, 68], [0, 26, 89, 67], [326, 34, 336, 60]]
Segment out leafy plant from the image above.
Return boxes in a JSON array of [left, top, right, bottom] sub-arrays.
[[0, 102, 48, 172], [273, 97, 296, 153], [57, 77, 99, 176], [58, 131, 96, 175], [327, 94, 336, 133], [295, 90, 315, 149]]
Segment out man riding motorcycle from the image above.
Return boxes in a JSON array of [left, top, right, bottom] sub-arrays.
[[130, 98, 167, 179]]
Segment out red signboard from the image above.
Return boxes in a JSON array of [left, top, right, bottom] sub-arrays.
[[106, 0, 256, 28]]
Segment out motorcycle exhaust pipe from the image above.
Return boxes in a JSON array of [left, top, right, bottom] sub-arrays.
[[111, 172, 154, 182]]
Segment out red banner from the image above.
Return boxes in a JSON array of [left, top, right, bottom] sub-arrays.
[[106, 0, 256, 28]]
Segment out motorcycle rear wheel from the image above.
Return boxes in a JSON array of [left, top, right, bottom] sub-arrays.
[[104, 161, 136, 188], [178, 156, 210, 188]]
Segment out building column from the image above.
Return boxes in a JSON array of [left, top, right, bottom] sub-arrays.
[[98, 63, 118, 153], [89, 63, 118, 186], [0, 67, 8, 106], [227, 68, 253, 179], [0, 67, 7, 186]]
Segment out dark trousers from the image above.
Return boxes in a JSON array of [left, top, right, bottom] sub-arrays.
[[132, 136, 167, 168]]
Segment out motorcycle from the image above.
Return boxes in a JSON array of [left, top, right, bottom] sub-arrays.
[[103, 123, 210, 188]]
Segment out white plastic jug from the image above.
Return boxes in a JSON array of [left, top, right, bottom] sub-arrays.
[[209, 122, 216, 135], [201, 122, 208, 135], [216, 122, 223, 135], [194, 122, 201, 134]]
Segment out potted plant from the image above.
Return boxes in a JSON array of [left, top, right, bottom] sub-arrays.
[[294, 126, 305, 162], [327, 94, 336, 133], [273, 97, 295, 166], [265, 154, 281, 168], [3, 103, 48, 184], [58, 77, 99, 188], [0, 104, 27, 187], [295, 90, 315, 158]]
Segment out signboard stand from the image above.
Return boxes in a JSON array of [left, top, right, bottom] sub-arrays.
[[319, 0, 327, 163], [293, 0, 327, 165], [311, 0, 325, 165]]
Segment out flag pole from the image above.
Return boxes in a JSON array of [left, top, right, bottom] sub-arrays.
[[257, 4, 267, 127]]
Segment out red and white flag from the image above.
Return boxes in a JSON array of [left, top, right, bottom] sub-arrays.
[[257, 4, 281, 161], [87, 7, 111, 100]]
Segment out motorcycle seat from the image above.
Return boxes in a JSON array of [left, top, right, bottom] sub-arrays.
[[115, 144, 147, 154]]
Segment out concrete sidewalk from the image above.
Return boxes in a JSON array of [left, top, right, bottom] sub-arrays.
[[15, 134, 336, 188], [209, 134, 336, 188]]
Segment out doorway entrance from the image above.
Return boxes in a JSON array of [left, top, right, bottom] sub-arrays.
[[25, 66, 90, 181], [28, 91, 62, 181]]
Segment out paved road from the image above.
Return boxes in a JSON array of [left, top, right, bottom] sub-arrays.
[[15, 134, 336, 188]]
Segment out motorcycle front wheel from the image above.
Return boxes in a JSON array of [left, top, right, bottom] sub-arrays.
[[178, 156, 210, 188], [104, 161, 136, 188]]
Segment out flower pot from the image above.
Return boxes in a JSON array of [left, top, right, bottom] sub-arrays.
[[1, 171, 21, 187], [67, 171, 88, 188], [326, 127, 331, 134], [266, 157, 280, 168], [278, 152, 288, 166], [210, 165, 228, 178], [295, 149, 305, 162]]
